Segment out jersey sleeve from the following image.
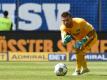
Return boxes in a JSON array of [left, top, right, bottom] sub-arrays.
[[82, 20, 94, 32]]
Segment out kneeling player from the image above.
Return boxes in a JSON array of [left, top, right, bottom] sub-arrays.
[[60, 12, 97, 75]]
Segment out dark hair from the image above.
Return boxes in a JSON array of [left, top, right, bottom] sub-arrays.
[[3, 10, 8, 17], [61, 12, 71, 17]]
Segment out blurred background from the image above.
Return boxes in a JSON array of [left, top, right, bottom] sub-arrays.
[[0, 0, 107, 61], [0, 0, 107, 31], [0, 1, 107, 80]]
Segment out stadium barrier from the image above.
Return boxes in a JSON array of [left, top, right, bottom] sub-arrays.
[[8, 52, 69, 61], [0, 31, 107, 53], [0, 52, 7, 61], [69, 53, 107, 61], [0, 52, 107, 61]]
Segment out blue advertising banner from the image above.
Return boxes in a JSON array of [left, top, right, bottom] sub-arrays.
[[0, 0, 99, 31], [48, 54, 66, 61], [69, 53, 107, 61]]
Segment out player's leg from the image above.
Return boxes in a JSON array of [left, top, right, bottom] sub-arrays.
[[81, 35, 97, 74], [80, 51, 89, 74], [72, 34, 97, 75], [73, 49, 89, 75], [72, 51, 84, 75]]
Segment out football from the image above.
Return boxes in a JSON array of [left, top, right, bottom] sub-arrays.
[[54, 63, 68, 76]]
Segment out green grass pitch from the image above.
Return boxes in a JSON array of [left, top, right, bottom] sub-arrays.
[[0, 62, 107, 80]]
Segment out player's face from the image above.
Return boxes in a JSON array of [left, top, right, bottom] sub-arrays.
[[61, 16, 71, 27]]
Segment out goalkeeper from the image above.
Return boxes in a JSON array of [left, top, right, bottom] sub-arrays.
[[60, 12, 97, 76]]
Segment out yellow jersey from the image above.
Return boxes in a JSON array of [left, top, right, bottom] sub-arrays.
[[60, 18, 94, 40], [0, 17, 12, 31]]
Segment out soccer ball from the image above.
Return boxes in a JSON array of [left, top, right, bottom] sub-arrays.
[[54, 63, 67, 76]]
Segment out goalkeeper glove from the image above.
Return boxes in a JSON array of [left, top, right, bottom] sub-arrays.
[[74, 36, 89, 49], [62, 35, 73, 46]]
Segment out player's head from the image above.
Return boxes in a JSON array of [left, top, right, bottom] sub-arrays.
[[3, 10, 8, 18], [61, 12, 72, 26]]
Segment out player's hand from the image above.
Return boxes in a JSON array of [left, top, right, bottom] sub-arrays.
[[81, 36, 89, 44], [63, 35, 73, 46], [73, 41, 83, 49], [74, 36, 89, 49]]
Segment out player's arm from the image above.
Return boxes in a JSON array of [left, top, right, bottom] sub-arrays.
[[87, 29, 97, 40], [74, 22, 97, 49], [61, 31, 73, 46], [84, 21, 97, 40]]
